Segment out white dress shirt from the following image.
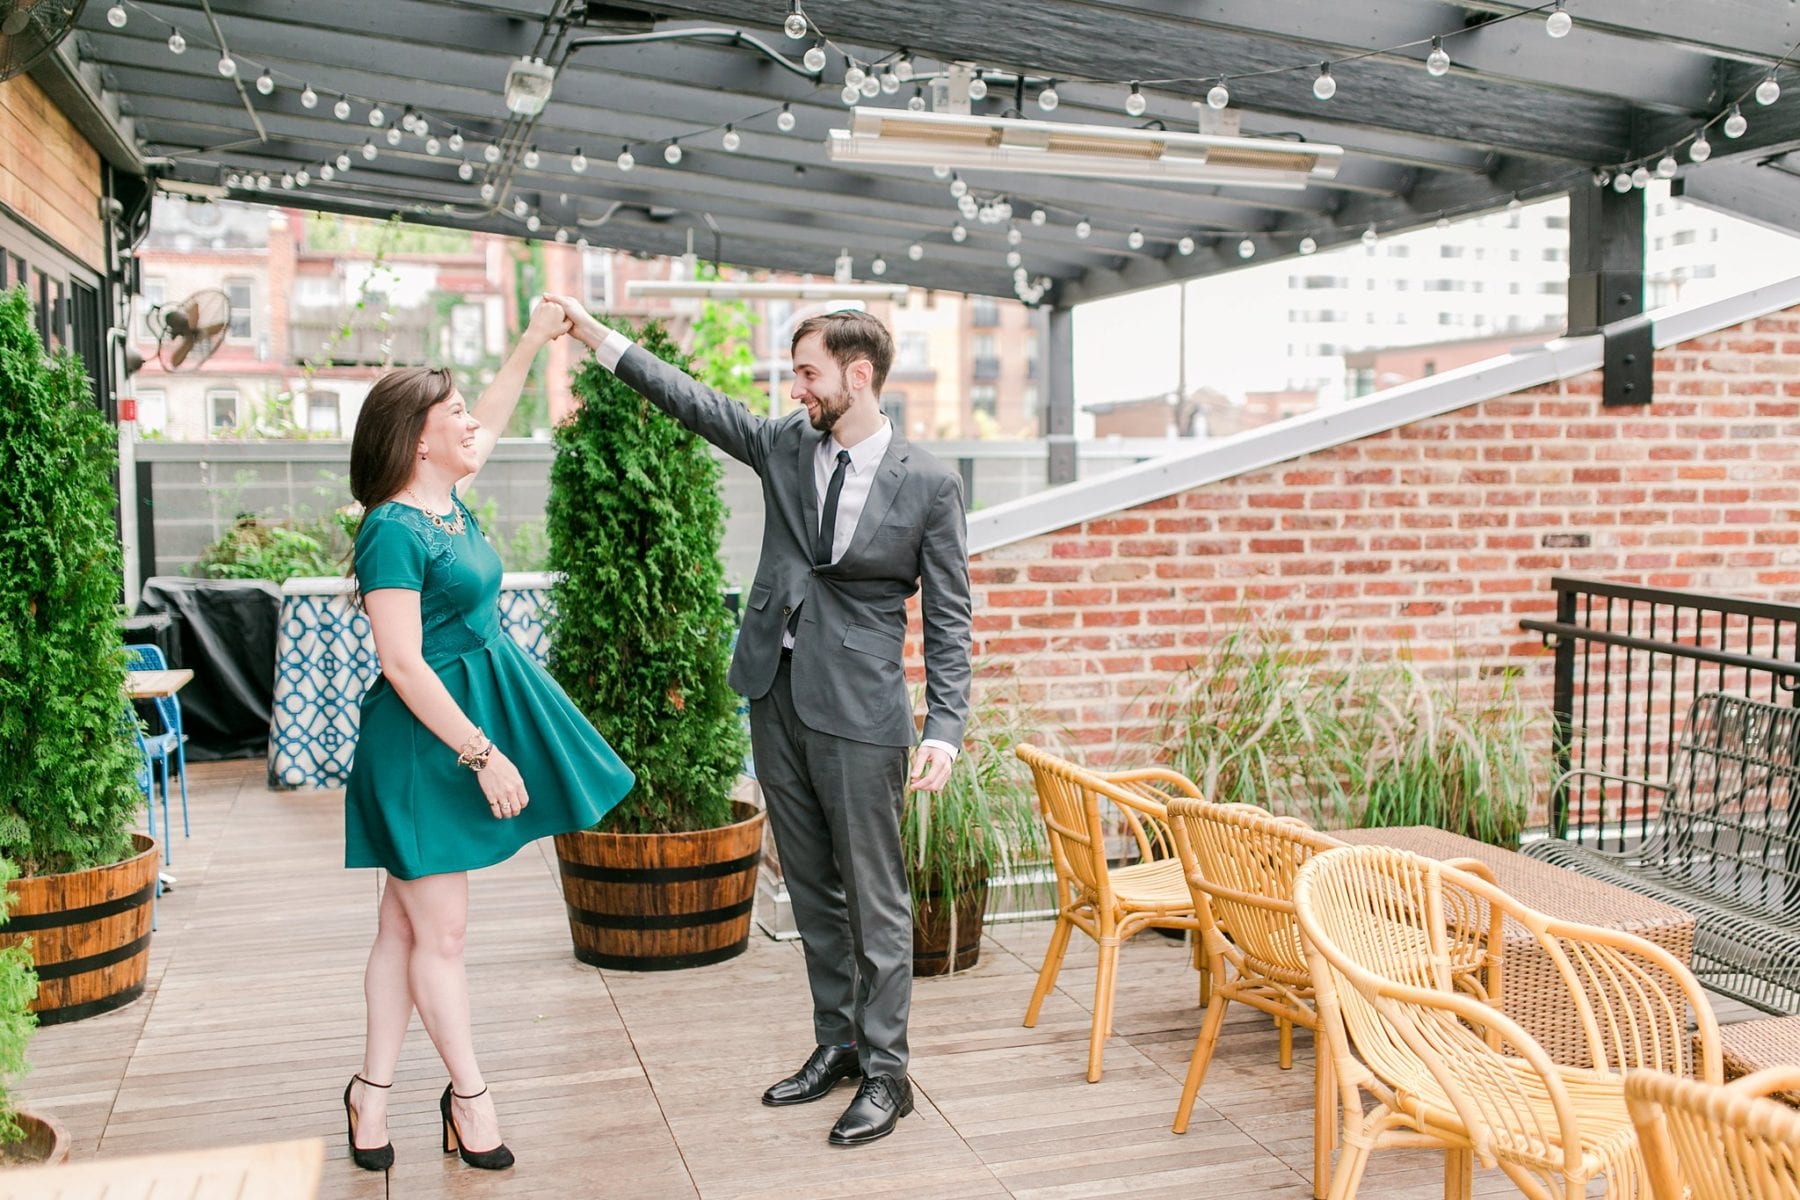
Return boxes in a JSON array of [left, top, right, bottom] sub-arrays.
[[593, 333, 957, 762]]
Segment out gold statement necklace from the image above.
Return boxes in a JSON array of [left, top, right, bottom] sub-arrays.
[[405, 488, 465, 535]]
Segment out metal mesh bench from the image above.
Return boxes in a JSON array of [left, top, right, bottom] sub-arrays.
[[1524, 691, 1800, 1013]]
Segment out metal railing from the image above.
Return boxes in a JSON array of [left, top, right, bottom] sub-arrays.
[[1521, 576, 1800, 846]]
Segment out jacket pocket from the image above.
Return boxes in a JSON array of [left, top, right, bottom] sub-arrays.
[[747, 583, 771, 611], [842, 623, 904, 665]]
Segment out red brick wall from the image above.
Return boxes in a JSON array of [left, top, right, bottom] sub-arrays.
[[934, 305, 1800, 766]]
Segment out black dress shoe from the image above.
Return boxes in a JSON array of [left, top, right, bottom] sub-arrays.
[[762, 1043, 862, 1107], [828, 1074, 913, 1146]]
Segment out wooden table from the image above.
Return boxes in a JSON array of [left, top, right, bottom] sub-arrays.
[[126, 667, 193, 699], [1715, 1014, 1800, 1105], [0, 1137, 322, 1199], [1338, 826, 1698, 1065]]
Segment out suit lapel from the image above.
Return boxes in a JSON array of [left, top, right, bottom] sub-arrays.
[[836, 430, 911, 567], [796, 422, 824, 544]]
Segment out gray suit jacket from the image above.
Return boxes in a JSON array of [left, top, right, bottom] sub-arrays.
[[615, 345, 973, 749]]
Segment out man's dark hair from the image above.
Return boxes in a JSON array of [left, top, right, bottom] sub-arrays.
[[792, 309, 895, 395]]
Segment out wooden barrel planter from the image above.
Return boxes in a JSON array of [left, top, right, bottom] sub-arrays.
[[6, 1111, 72, 1166], [0, 835, 157, 1026], [554, 802, 766, 971], [912, 876, 989, 977]]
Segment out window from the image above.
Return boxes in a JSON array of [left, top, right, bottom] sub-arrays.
[[1541, 246, 1565, 262], [1540, 280, 1567, 295], [1348, 367, 1376, 397], [971, 333, 999, 380], [225, 278, 254, 340], [207, 388, 241, 433], [880, 392, 905, 428], [1440, 245, 1465, 258], [1422, 359, 1438, 376], [1301, 274, 1345, 289], [294, 275, 340, 308], [1022, 384, 1040, 427], [972, 333, 996, 359], [970, 384, 998, 419], [582, 248, 613, 310], [1671, 229, 1698, 247], [306, 390, 341, 435], [1545, 215, 1568, 230], [450, 304, 484, 365], [896, 332, 930, 370], [143, 277, 167, 306], [1025, 330, 1039, 378], [970, 296, 998, 326], [1387, 244, 1411, 258], [135, 387, 167, 435]]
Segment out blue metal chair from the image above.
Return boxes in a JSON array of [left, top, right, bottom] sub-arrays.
[[126, 644, 190, 859]]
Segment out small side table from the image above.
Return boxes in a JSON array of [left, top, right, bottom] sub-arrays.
[[1715, 1015, 1800, 1106]]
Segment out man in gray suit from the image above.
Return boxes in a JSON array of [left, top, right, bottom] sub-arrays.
[[549, 295, 973, 1146]]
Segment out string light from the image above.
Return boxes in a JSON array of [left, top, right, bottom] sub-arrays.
[[1723, 104, 1747, 138], [1361, 225, 1378, 247], [1005, 250, 1021, 267], [1039, 81, 1059, 111], [527, 216, 543, 233], [1631, 165, 1651, 187], [1207, 80, 1230, 109], [777, 103, 797, 131], [1656, 154, 1678, 177], [479, 182, 495, 200], [458, 160, 474, 180], [664, 140, 683, 164], [871, 256, 887, 274], [368, 105, 386, 127], [907, 242, 923, 261], [1298, 236, 1317, 255], [334, 95, 352, 120], [385, 126, 402, 146], [1177, 236, 1195, 255], [861, 73, 882, 98], [967, 75, 988, 101], [447, 129, 464, 152], [615, 146, 635, 171], [280, 173, 294, 189], [894, 54, 914, 82], [1545, 1, 1572, 38], [319, 163, 335, 180], [1006, 226, 1022, 245], [908, 88, 926, 112], [1313, 63, 1336, 100], [294, 169, 310, 186], [483, 144, 501, 163], [951, 223, 967, 242], [1236, 238, 1255, 258], [803, 44, 826, 73], [1611, 171, 1633, 192], [300, 85, 318, 108], [216, 55, 237, 77], [523, 146, 541, 169], [166, 27, 186, 54], [1030, 208, 1046, 225], [335, 151, 351, 170], [1426, 37, 1451, 77], [1126, 228, 1144, 249], [425, 136, 441, 155], [1075, 218, 1092, 239], [841, 84, 860, 105], [950, 175, 968, 198], [105, 3, 125, 26], [1124, 82, 1147, 116], [570, 147, 588, 172], [880, 72, 899, 94], [361, 140, 378, 161], [1690, 131, 1712, 162], [843, 64, 866, 89], [1756, 75, 1782, 106], [255, 70, 275, 95], [721, 126, 740, 151], [783, 0, 808, 39]]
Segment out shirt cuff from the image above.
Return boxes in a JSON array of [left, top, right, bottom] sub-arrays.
[[919, 738, 960, 761], [592, 329, 635, 371]]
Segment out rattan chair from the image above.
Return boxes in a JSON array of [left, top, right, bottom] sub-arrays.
[[1165, 799, 1504, 1198], [1015, 744, 1202, 1083], [1626, 1066, 1800, 1200], [1295, 844, 1722, 1200]]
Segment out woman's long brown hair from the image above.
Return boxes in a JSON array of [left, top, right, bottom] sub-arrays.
[[348, 366, 456, 511]]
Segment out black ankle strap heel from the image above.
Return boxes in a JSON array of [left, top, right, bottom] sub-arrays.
[[343, 1074, 394, 1172], [440, 1083, 515, 1170]]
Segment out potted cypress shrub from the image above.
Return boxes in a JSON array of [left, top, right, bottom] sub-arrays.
[[545, 318, 760, 970], [0, 286, 157, 1023], [0, 857, 69, 1166]]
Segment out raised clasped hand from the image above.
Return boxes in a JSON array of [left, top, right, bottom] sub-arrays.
[[526, 297, 573, 346], [540, 292, 610, 351]]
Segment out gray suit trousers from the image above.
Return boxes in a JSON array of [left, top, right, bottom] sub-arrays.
[[752, 656, 912, 1078]]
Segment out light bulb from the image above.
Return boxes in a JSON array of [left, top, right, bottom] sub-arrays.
[[447, 130, 464, 152], [225, 173, 240, 188], [335, 152, 351, 170], [1006, 226, 1022, 245], [1361, 225, 1378, 247], [555, 228, 568, 242], [907, 242, 923, 261], [976, 204, 994, 224], [1631, 165, 1651, 187], [950, 176, 968, 198], [280, 173, 294, 189], [959, 196, 978, 219], [217, 56, 236, 77], [894, 56, 914, 82], [1039, 83, 1060, 111], [908, 89, 926, 112], [334, 96, 351, 120], [1177, 235, 1195, 255], [167, 28, 186, 54], [880, 72, 899, 94], [616, 147, 635, 171], [871, 256, 886, 275], [1313, 63, 1336, 100], [1124, 83, 1146, 116], [570, 147, 588, 172], [294, 169, 309, 186], [256, 70, 275, 95], [777, 104, 797, 131], [1030, 208, 1046, 225], [526, 215, 541, 232], [256, 173, 271, 190], [1508, 194, 1522, 211], [301, 85, 318, 108], [721, 127, 740, 151], [106, 4, 126, 27], [577, 238, 588, 249], [1237, 238, 1255, 259], [968, 75, 988, 101], [664, 142, 682, 164], [385, 126, 402, 146], [1612, 170, 1633, 192], [483, 143, 501, 163], [479, 182, 495, 200], [368, 106, 385, 127], [1005, 250, 1021, 268], [1690, 132, 1711, 162], [803, 45, 826, 73], [1756, 75, 1781, 106], [1426, 37, 1450, 77], [1126, 228, 1144, 249], [1656, 154, 1677, 177], [783, 4, 807, 39], [1207, 80, 1230, 109], [319, 164, 335, 181], [1299, 236, 1317, 255], [1593, 169, 1611, 187], [860, 75, 881, 98], [843, 64, 866, 89], [361, 140, 378, 161], [950, 223, 967, 242], [425, 136, 441, 155], [523, 146, 540, 168], [1724, 105, 1747, 138], [1075, 218, 1091, 239], [841, 84, 860, 105], [457, 160, 473, 180], [1546, 2, 1571, 37]]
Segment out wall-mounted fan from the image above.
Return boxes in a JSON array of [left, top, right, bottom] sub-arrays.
[[0, 0, 86, 82], [146, 288, 231, 371]]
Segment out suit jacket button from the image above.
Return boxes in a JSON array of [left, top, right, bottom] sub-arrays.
[[782, 606, 792, 616]]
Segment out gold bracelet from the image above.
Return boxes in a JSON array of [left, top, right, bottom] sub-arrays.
[[455, 730, 493, 771]]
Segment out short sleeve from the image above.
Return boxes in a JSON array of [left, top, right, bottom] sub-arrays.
[[354, 514, 427, 592]]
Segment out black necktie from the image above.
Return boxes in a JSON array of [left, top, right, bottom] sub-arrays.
[[814, 449, 852, 566]]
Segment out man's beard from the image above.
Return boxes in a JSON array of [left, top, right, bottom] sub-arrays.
[[808, 384, 853, 433]]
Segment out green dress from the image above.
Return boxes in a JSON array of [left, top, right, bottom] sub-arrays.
[[344, 495, 634, 879]]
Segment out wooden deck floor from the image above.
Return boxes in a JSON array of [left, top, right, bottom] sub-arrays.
[[19, 759, 1757, 1199]]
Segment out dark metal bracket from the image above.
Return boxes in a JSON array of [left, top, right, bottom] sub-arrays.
[[1601, 312, 1654, 407]]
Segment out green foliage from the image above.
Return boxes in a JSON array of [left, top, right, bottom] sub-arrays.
[[545, 319, 746, 834], [1160, 619, 1535, 846], [689, 264, 763, 410], [194, 513, 355, 581], [304, 211, 473, 255], [902, 683, 1044, 911], [0, 858, 38, 1141], [0, 287, 142, 875]]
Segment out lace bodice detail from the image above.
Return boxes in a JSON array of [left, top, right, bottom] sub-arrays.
[[353, 494, 503, 663]]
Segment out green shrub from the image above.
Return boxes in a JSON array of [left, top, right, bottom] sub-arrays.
[[0, 286, 142, 874], [545, 319, 745, 834], [0, 858, 37, 1143], [195, 514, 351, 581]]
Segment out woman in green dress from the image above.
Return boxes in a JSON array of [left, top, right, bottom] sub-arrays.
[[339, 300, 634, 1176]]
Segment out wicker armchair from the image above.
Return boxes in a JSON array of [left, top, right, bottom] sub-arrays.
[[1166, 799, 1504, 1199], [1295, 844, 1722, 1200], [1015, 745, 1202, 1082], [1626, 1066, 1800, 1200]]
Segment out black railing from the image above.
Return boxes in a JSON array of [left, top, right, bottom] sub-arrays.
[[1521, 576, 1800, 846]]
